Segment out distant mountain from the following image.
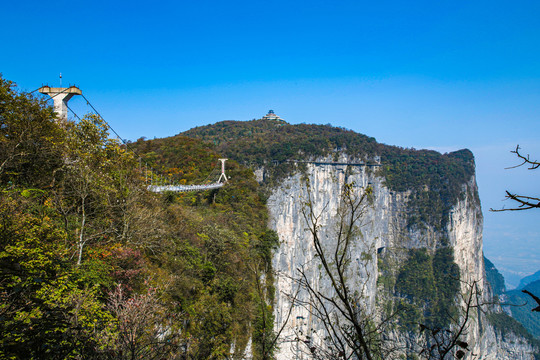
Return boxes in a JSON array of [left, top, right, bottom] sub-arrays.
[[518, 270, 540, 290], [505, 280, 540, 339], [484, 257, 539, 339]]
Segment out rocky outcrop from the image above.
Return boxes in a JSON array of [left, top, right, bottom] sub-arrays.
[[479, 325, 538, 360], [265, 155, 536, 359]]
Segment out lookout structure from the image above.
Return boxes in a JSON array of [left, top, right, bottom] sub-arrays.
[[262, 110, 284, 121], [39, 85, 82, 121]]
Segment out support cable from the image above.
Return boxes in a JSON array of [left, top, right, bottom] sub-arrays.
[[66, 104, 81, 121], [81, 93, 133, 150]]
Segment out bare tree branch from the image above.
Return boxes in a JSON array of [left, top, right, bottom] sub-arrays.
[[506, 145, 540, 170], [491, 145, 540, 212], [291, 179, 382, 359]]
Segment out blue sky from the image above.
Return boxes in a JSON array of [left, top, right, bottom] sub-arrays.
[[3, 0, 540, 287]]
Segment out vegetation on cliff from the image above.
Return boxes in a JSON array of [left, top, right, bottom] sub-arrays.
[[484, 256, 506, 297], [395, 247, 461, 331], [378, 247, 461, 334]]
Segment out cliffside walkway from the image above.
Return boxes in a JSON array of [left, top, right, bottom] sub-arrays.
[[147, 182, 224, 193], [286, 160, 381, 167]]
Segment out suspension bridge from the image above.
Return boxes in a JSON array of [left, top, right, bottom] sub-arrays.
[[37, 82, 229, 193], [146, 158, 228, 193]]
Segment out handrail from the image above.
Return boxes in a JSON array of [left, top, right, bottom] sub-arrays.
[[147, 182, 224, 193]]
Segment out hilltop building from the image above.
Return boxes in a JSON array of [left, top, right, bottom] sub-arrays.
[[262, 110, 284, 121]]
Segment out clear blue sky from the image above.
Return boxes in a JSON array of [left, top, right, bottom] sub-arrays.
[[3, 0, 540, 287]]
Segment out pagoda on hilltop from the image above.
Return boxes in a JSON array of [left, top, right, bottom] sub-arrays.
[[262, 110, 284, 121]]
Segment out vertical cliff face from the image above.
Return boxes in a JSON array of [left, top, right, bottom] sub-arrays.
[[265, 156, 533, 359], [268, 161, 393, 358]]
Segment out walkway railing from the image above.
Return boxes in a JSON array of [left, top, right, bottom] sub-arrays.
[[147, 182, 225, 193]]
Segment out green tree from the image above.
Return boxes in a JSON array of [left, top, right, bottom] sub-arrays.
[[0, 76, 64, 187], [0, 192, 117, 359], [54, 114, 139, 265]]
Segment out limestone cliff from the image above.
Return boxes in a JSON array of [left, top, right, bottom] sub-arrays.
[[264, 156, 535, 359]]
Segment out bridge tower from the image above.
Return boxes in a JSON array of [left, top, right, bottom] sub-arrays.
[[39, 85, 82, 121], [218, 159, 228, 183]]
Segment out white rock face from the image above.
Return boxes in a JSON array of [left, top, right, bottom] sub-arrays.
[[480, 326, 538, 360], [265, 158, 535, 359], [268, 162, 390, 358]]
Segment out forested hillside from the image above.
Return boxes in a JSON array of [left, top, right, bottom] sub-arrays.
[[0, 76, 277, 359], [182, 119, 476, 230]]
